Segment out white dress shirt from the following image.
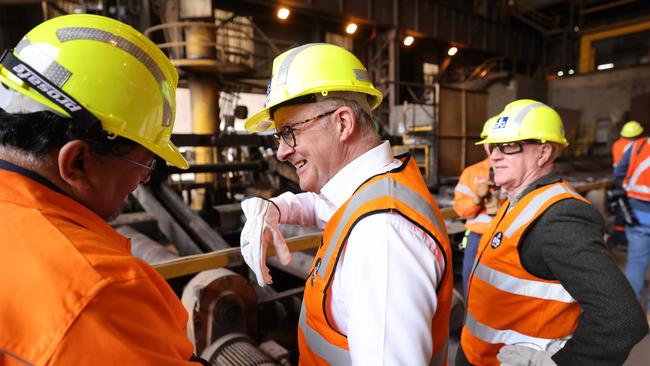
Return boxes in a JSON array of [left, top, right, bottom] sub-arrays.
[[272, 141, 445, 365]]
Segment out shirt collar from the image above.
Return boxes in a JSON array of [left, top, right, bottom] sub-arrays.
[[320, 141, 397, 207]]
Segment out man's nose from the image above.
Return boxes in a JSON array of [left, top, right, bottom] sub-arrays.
[[276, 138, 294, 161]]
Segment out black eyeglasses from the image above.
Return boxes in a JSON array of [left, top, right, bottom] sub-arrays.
[[487, 140, 543, 155], [118, 156, 158, 172], [272, 109, 337, 148]]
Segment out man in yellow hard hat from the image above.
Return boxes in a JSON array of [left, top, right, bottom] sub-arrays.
[[457, 99, 646, 366], [0, 14, 208, 365], [614, 120, 650, 325], [609, 121, 644, 250], [239, 43, 453, 365], [453, 116, 505, 299]]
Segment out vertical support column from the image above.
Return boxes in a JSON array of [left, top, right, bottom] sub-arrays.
[[189, 74, 220, 210], [185, 16, 219, 210]]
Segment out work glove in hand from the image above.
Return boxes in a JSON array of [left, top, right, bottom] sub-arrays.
[[476, 181, 491, 198], [497, 345, 557, 366], [240, 197, 291, 287]]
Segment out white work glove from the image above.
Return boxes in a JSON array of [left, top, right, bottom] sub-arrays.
[[240, 197, 291, 286], [497, 345, 557, 366]]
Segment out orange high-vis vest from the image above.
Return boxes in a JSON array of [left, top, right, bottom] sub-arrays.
[[623, 138, 650, 202], [0, 167, 196, 365], [297, 155, 453, 366], [461, 182, 587, 366], [612, 137, 635, 168], [454, 158, 494, 234]]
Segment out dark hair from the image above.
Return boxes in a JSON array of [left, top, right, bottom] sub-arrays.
[[0, 109, 138, 156]]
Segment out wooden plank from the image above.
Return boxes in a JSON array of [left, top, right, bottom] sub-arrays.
[[154, 233, 322, 279]]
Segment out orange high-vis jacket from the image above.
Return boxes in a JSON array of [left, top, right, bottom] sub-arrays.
[[454, 158, 493, 234], [297, 155, 453, 366], [460, 182, 586, 366], [623, 138, 650, 202], [0, 167, 198, 366], [612, 137, 635, 168]]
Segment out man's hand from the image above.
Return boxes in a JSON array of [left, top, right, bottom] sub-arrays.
[[497, 345, 557, 366], [240, 197, 291, 286]]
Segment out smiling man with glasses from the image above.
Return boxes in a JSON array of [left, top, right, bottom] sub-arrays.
[[239, 43, 453, 365], [457, 99, 646, 366]]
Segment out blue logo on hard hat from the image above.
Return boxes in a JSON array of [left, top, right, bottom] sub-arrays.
[[494, 117, 509, 129]]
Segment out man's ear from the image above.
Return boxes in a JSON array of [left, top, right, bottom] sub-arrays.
[[537, 143, 554, 166], [336, 106, 356, 142], [58, 140, 93, 191]]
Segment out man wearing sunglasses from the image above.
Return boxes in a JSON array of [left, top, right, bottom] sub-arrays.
[[0, 15, 213, 365], [240, 43, 453, 365], [456, 99, 646, 366]]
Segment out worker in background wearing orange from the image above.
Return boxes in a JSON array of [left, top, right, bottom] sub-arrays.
[[453, 116, 502, 299], [0, 15, 208, 365], [615, 120, 650, 324], [610, 121, 644, 249]]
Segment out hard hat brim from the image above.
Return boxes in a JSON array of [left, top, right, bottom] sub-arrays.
[[244, 107, 274, 132]]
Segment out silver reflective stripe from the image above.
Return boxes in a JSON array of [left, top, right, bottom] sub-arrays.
[[509, 102, 545, 129], [454, 183, 473, 196], [504, 184, 577, 238], [429, 338, 448, 366], [298, 302, 352, 365], [276, 43, 323, 86], [473, 262, 575, 303], [15, 38, 71, 88], [467, 214, 493, 224], [319, 177, 443, 277], [465, 312, 570, 350], [625, 149, 650, 192], [56, 27, 173, 127]]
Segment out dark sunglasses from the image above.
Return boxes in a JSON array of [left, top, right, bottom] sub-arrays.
[[487, 140, 543, 155], [272, 109, 337, 148]]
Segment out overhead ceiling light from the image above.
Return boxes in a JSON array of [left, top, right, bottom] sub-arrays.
[[447, 46, 458, 56], [597, 63, 614, 71], [557, 70, 564, 76], [568, 69, 574, 75], [345, 23, 358, 34], [277, 7, 290, 20], [403, 36, 414, 47]]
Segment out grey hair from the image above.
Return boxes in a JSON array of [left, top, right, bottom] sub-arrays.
[[318, 94, 380, 142]]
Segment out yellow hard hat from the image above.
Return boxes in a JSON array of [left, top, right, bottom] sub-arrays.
[[477, 99, 568, 146], [621, 120, 643, 138], [244, 43, 383, 132], [480, 115, 498, 139], [0, 14, 188, 169]]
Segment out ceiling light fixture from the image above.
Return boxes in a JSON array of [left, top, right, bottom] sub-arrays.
[[597, 63, 614, 71], [277, 7, 290, 20], [448, 46, 458, 56], [403, 36, 414, 47], [345, 23, 358, 34]]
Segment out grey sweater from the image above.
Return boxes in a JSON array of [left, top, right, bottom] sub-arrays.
[[457, 173, 647, 366]]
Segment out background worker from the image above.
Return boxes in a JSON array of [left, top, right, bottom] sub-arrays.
[[610, 121, 644, 249], [239, 43, 453, 365], [454, 116, 503, 299], [0, 15, 207, 365], [457, 99, 646, 366], [614, 120, 650, 323]]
